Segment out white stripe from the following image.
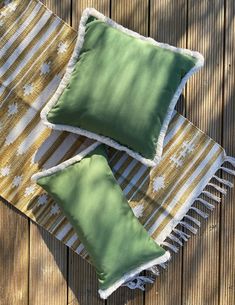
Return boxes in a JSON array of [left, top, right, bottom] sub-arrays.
[[56, 223, 72, 240], [0, 84, 6, 96], [112, 153, 129, 172], [0, 2, 42, 57], [31, 130, 62, 164], [148, 143, 220, 235], [124, 165, 148, 197], [42, 134, 78, 169], [5, 75, 62, 145], [0, 24, 65, 104], [109, 150, 119, 163], [0, 9, 52, 78], [76, 244, 85, 254], [48, 215, 65, 233], [66, 234, 78, 247], [117, 159, 137, 185], [163, 115, 185, 146], [17, 121, 47, 155], [0, 0, 34, 44]]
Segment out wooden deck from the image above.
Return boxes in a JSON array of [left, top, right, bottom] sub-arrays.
[[0, 0, 234, 304]]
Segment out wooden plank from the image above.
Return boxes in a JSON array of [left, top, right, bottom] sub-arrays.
[[28, 2, 70, 305], [29, 223, 68, 305], [68, 2, 109, 305], [111, 0, 149, 35], [68, 250, 105, 305], [183, 1, 225, 305], [149, 0, 188, 116], [220, 0, 235, 304], [72, 0, 110, 30], [42, 0, 72, 25], [146, 1, 187, 305], [0, 198, 29, 305]]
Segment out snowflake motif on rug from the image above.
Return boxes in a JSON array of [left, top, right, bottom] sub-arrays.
[[24, 185, 35, 196], [170, 140, 195, 168], [40, 61, 51, 75], [23, 83, 34, 96], [0, 11, 7, 18], [57, 41, 68, 54], [12, 175, 22, 187], [7, 2, 17, 11], [7, 103, 18, 116], [153, 176, 165, 192], [132, 203, 144, 218], [180, 141, 195, 157], [170, 155, 183, 168], [37, 194, 48, 206], [0, 166, 10, 177], [50, 204, 60, 215]]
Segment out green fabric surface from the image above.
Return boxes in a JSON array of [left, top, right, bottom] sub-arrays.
[[36, 145, 166, 291], [47, 17, 197, 160]]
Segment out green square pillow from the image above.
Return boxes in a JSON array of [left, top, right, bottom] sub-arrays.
[[41, 8, 204, 167], [31, 144, 170, 299]]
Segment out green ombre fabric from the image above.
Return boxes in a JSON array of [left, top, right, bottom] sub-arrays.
[[36, 145, 167, 295], [46, 15, 200, 164]]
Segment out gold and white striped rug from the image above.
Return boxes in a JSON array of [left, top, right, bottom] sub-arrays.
[[0, 0, 235, 264]]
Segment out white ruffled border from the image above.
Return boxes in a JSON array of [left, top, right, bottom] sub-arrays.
[[98, 250, 170, 299], [40, 7, 204, 167]]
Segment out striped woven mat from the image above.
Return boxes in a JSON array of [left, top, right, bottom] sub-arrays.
[[0, 0, 235, 263]]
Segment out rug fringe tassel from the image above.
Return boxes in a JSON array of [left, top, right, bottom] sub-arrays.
[[161, 241, 179, 253], [201, 190, 221, 202], [159, 262, 167, 269], [184, 214, 201, 227], [179, 221, 198, 234], [168, 233, 183, 246], [207, 182, 227, 194], [195, 197, 215, 210], [148, 265, 160, 276], [212, 175, 234, 188], [173, 228, 190, 241], [190, 206, 209, 219], [123, 275, 155, 291], [220, 166, 235, 176], [224, 156, 235, 167]]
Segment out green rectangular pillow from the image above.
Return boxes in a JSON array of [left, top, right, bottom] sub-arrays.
[[41, 8, 204, 166], [31, 144, 170, 299]]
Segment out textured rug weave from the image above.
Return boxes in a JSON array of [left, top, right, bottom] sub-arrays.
[[0, 0, 235, 264]]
